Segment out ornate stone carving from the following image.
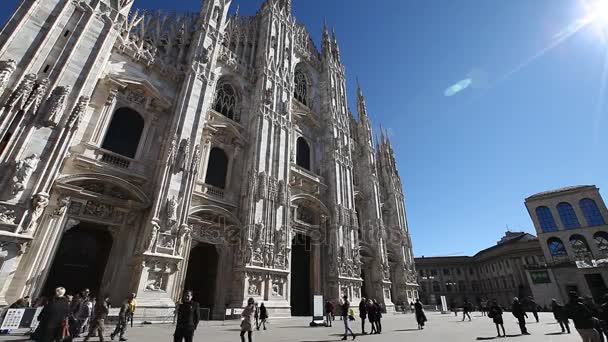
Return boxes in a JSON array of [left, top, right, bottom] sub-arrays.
[[166, 135, 177, 165], [23, 193, 49, 233], [190, 145, 201, 173], [66, 95, 90, 130], [257, 172, 267, 200], [23, 78, 49, 115], [145, 271, 168, 292], [176, 224, 192, 255], [0, 59, 16, 96], [12, 154, 39, 195], [52, 197, 70, 216], [6, 74, 36, 110], [0, 206, 16, 225], [83, 200, 114, 219], [45, 85, 71, 126]]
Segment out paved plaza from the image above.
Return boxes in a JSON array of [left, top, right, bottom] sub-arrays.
[[0, 312, 590, 342]]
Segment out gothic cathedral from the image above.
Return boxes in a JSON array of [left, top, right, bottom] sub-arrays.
[[0, 0, 417, 318]]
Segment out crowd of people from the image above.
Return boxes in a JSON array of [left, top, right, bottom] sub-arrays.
[[7, 287, 137, 342]]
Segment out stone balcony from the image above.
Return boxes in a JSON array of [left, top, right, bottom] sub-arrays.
[[193, 182, 237, 207], [289, 164, 326, 196], [73, 144, 151, 183]]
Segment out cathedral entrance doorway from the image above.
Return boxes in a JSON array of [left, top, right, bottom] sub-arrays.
[[184, 242, 219, 317], [290, 232, 312, 316], [42, 223, 112, 297]]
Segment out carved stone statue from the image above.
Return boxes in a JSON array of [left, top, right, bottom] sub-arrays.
[[166, 136, 177, 165], [66, 95, 90, 130], [190, 144, 201, 173], [52, 197, 70, 216], [12, 154, 39, 195], [6, 74, 36, 110], [0, 206, 16, 225], [24, 193, 49, 233], [146, 221, 160, 252], [0, 59, 16, 97], [257, 172, 267, 200], [23, 78, 49, 115], [253, 222, 264, 244], [264, 87, 273, 105], [176, 225, 192, 255], [165, 197, 179, 228], [174, 138, 190, 172], [45, 85, 71, 126]]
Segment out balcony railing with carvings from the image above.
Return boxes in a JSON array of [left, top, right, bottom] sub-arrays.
[[193, 182, 237, 206], [75, 145, 150, 179], [202, 184, 225, 199]]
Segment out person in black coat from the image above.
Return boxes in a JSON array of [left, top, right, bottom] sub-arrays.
[[552, 299, 571, 334], [414, 299, 427, 330], [174, 290, 200, 342], [36, 287, 70, 342], [372, 299, 382, 334], [358, 298, 367, 335], [488, 300, 505, 337], [512, 297, 530, 335], [258, 303, 268, 330]]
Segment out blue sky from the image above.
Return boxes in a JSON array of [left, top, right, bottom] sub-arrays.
[[1, 0, 607, 257]]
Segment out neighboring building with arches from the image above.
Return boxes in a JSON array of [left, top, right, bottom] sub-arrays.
[[525, 185, 608, 304], [0, 0, 416, 319]]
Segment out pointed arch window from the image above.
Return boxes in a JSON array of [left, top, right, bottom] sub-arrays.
[[213, 83, 239, 121], [580, 198, 605, 227], [294, 69, 308, 106], [536, 206, 558, 232], [101, 107, 144, 159], [570, 234, 593, 260], [296, 137, 311, 171], [205, 147, 229, 189], [557, 202, 580, 229]]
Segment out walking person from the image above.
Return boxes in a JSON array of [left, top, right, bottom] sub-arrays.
[[358, 298, 367, 334], [512, 297, 530, 335], [552, 299, 571, 334], [340, 295, 356, 341], [68, 293, 83, 338], [110, 293, 134, 341], [367, 299, 377, 334], [173, 290, 200, 342], [529, 297, 540, 323], [566, 292, 600, 342], [462, 300, 472, 321], [36, 287, 70, 342], [414, 299, 427, 330], [77, 294, 94, 337], [325, 300, 334, 327], [127, 293, 136, 328], [84, 294, 110, 342], [240, 298, 255, 342], [258, 303, 268, 330], [372, 299, 382, 334], [488, 300, 506, 337], [254, 302, 259, 330]]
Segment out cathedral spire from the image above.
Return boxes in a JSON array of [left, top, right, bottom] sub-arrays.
[[356, 78, 368, 121], [322, 18, 332, 57]]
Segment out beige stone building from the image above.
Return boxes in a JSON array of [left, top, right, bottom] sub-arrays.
[[0, 0, 417, 319], [524, 185, 608, 304], [416, 232, 548, 309]]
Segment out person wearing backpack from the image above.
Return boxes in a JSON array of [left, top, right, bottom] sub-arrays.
[[488, 300, 505, 337], [340, 295, 355, 341]]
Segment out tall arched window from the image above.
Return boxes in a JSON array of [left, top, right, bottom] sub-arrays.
[[593, 231, 608, 256], [547, 237, 568, 258], [101, 107, 144, 158], [205, 148, 229, 189], [536, 206, 558, 232], [296, 137, 311, 171], [580, 198, 605, 227], [557, 202, 580, 229], [213, 83, 238, 121], [294, 69, 308, 106], [570, 234, 592, 260]]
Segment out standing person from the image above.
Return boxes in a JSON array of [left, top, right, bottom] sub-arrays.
[[414, 299, 427, 330], [552, 299, 571, 334], [110, 293, 134, 341], [77, 294, 94, 337], [410, 302, 415, 314], [488, 300, 505, 337], [358, 298, 367, 335], [173, 291, 200, 342], [462, 300, 472, 321], [340, 295, 356, 341], [258, 303, 268, 330], [254, 302, 259, 330], [566, 292, 600, 342], [325, 300, 334, 327], [36, 287, 70, 342], [367, 299, 377, 334], [372, 299, 382, 334], [512, 297, 530, 335], [68, 293, 83, 338], [84, 294, 110, 342], [529, 297, 540, 323], [127, 293, 136, 328], [240, 298, 255, 342]]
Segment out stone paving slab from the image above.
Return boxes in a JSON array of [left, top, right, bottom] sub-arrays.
[[0, 312, 587, 341]]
